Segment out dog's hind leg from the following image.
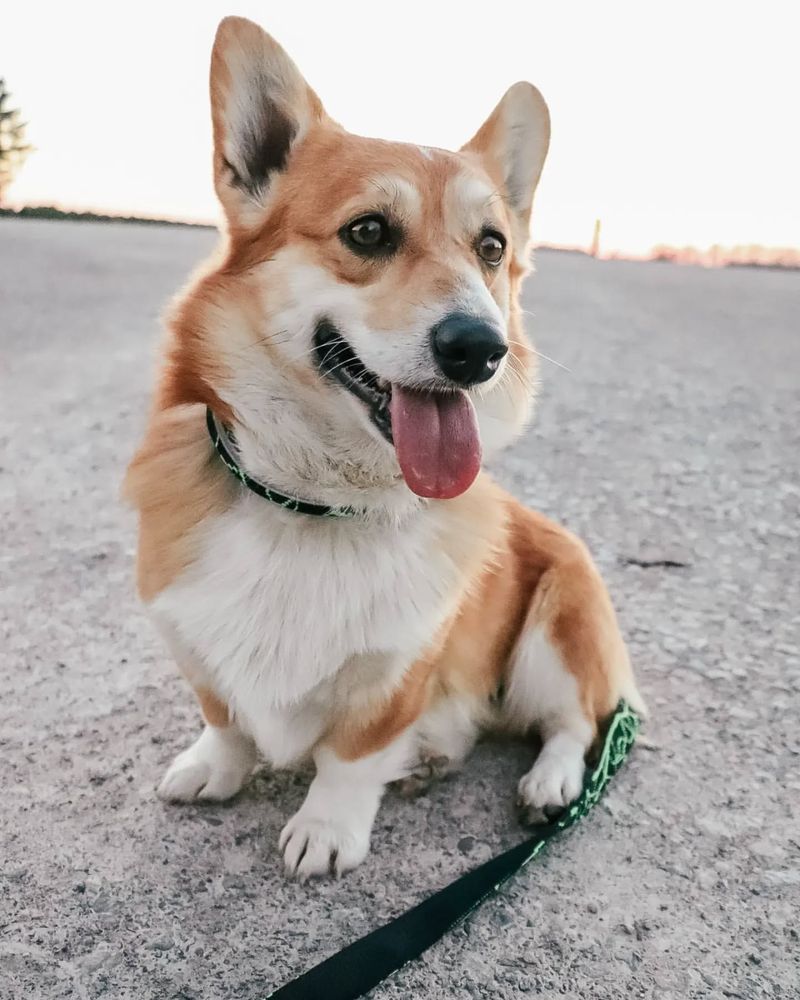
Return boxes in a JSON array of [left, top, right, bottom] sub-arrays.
[[393, 692, 482, 797], [506, 622, 594, 824], [503, 533, 643, 824]]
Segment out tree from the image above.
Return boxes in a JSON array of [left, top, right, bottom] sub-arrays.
[[0, 79, 32, 205]]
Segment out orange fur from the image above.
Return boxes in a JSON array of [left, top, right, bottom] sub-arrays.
[[128, 20, 639, 862], [123, 404, 235, 600], [326, 485, 634, 759], [331, 655, 438, 762], [148, 118, 526, 423], [196, 686, 231, 728]]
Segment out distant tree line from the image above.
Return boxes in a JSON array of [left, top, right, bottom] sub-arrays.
[[651, 243, 800, 271], [0, 204, 215, 228], [0, 78, 31, 205]]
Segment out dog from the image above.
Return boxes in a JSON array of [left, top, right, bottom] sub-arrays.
[[125, 15, 644, 879]]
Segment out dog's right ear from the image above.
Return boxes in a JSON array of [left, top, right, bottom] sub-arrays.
[[210, 17, 326, 231]]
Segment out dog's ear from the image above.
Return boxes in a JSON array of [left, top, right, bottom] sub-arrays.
[[210, 17, 326, 231], [462, 83, 550, 263]]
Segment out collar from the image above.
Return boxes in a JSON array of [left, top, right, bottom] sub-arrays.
[[206, 407, 360, 519]]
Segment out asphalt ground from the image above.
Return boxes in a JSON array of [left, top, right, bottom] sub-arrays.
[[1, 217, 798, 999]]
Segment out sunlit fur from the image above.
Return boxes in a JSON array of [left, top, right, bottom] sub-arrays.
[[125, 17, 643, 879]]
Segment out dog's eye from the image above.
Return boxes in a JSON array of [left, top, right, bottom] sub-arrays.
[[342, 214, 394, 255], [477, 231, 506, 266]]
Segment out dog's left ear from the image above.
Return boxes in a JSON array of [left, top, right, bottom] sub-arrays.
[[462, 83, 550, 264], [210, 16, 327, 232]]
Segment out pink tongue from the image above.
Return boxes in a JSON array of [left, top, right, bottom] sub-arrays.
[[389, 386, 481, 499]]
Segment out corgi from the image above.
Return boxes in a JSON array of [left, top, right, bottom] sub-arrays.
[[125, 15, 644, 880]]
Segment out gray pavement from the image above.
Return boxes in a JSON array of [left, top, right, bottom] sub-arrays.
[[1, 217, 798, 999]]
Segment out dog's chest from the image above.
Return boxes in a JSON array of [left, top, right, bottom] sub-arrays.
[[151, 496, 459, 710]]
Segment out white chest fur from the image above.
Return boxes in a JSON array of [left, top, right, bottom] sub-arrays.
[[150, 494, 464, 761]]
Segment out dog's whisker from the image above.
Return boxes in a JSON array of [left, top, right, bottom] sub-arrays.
[[533, 349, 571, 373], [500, 363, 529, 394], [483, 187, 512, 209], [318, 353, 361, 381], [248, 330, 295, 351]]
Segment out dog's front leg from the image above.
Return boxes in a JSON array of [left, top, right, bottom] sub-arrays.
[[279, 734, 414, 879], [279, 653, 434, 878]]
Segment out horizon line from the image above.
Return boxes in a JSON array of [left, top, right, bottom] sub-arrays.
[[3, 203, 799, 270]]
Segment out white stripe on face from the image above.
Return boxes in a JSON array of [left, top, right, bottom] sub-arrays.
[[447, 172, 500, 233], [444, 171, 511, 325], [343, 174, 422, 223], [450, 267, 508, 328]]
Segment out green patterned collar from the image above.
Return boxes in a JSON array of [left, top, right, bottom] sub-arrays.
[[206, 408, 360, 519]]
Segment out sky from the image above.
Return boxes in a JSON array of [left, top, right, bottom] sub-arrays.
[[2, 0, 798, 254]]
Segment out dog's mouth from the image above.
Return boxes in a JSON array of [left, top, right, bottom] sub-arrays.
[[314, 320, 393, 443], [313, 320, 482, 500]]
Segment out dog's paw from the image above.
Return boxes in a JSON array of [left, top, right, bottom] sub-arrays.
[[279, 813, 370, 880], [516, 745, 585, 825], [157, 727, 255, 803], [158, 757, 246, 802]]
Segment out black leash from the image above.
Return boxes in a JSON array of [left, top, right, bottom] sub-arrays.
[[264, 701, 640, 1000]]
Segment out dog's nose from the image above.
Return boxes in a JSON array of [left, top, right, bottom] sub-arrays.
[[431, 313, 508, 387]]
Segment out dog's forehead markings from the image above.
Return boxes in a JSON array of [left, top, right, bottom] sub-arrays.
[[449, 173, 498, 221], [368, 174, 422, 215], [460, 173, 497, 204]]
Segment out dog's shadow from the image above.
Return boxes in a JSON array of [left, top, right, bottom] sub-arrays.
[[202, 737, 539, 881]]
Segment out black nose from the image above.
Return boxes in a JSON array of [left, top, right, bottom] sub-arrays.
[[431, 313, 508, 387]]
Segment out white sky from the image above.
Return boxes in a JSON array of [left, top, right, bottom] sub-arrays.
[[3, 0, 798, 253]]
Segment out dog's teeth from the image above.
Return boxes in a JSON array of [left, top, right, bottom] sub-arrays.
[[314, 323, 391, 441]]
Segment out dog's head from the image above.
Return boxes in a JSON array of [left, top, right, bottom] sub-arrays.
[[167, 17, 549, 503]]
